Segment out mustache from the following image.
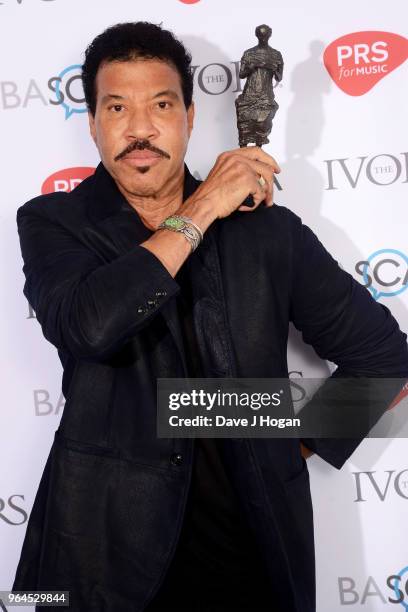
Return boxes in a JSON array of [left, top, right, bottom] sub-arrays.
[[114, 139, 171, 162]]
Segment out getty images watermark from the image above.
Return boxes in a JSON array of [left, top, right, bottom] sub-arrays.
[[167, 386, 298, 430], [157, 378, 408, 438]]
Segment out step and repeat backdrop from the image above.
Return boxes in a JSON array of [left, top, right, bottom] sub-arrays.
[[0, 1, 407, 610]]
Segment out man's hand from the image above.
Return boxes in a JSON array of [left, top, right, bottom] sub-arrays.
[[300, 442, 314, 460], [183, 146, 281, 230], [141, 147, 280, 278]]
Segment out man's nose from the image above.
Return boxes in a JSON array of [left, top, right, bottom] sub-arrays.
[[125, 108, 159, 141]]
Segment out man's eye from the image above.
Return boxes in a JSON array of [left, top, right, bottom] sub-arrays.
[[110, 104, 124, 112], [157, 101, 171, 109]]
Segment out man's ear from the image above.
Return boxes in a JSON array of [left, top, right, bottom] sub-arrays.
[[88, 111, 97, 144], [187, 101, 195, 136]]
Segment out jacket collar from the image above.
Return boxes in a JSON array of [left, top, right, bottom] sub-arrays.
[[87, 161, 200, 224]]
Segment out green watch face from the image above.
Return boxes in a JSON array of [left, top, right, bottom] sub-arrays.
[[165, 217, 185, 230]]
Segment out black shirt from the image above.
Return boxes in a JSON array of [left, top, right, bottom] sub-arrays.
[[146, 257, 272, 611]]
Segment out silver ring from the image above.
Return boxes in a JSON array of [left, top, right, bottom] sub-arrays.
[[258, 175, 266, 188]]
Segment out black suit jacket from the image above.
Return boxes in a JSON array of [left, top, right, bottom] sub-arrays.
[[13, 163, 408, 611]]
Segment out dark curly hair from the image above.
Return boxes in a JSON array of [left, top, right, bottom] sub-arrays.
[[82, 22, 194, 115]]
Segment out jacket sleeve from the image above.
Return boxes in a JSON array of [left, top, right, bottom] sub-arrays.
[[17, 204, 180, 362], [289, 221, 408, 469]]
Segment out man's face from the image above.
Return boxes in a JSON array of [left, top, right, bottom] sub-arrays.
[[89, 58, 194, 199]]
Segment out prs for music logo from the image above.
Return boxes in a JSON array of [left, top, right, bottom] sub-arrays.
[[324, 31, 408, 95], [41, 167, 95, 194]]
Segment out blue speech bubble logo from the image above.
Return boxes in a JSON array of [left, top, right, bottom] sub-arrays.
[[392, 565, 408, 609], [362, 249, 408, 301], [55, 64, 87, 120]]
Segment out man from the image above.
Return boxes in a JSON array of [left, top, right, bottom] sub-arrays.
[[13, 21, 408, 612]]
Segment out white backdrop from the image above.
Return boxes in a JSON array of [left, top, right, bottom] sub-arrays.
[[1, 1, 407, 610]]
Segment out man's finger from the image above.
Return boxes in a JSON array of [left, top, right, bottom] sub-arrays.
[[257, 175, 273, 206], [245, 159, 275, 205], [238, 176, 267, 211], [232, 146, 281, 174], [238, 174, 273, 211]]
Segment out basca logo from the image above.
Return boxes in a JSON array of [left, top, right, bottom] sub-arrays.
[[339, 566, 408, 607], [34, 389, 65, 416], [355, 249, 408, 300], [324, 31, 408, 95], [41, 167, 95, 194], [324, 152, 408, 190], [54, 64, 87, 118], [0, 63, 86, 118], [27, 303, 35, 319], [0, 495, 27, 526]]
